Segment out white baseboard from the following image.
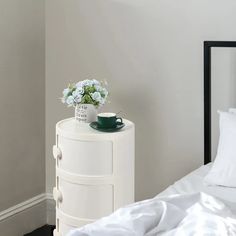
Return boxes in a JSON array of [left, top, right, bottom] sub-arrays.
[[0, 193, 55, 236], [0, 194, 46, 222]]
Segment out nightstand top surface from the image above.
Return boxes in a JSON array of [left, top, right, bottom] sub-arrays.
[[56, 118, 134, 140]]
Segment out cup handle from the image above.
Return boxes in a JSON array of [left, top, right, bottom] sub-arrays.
[[116, 117, 123, 124]]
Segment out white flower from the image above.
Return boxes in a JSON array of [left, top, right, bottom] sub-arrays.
[[101, 88, 108, 98], [73, 87, 84, 96], [82, 79, 93, 87], [63, 88, 70, 97], [66, 96, 74, 106], [91, 79, 100, 86], [72, 87, 83, 105], [76, 81, 83, 88], [94, 84, 102, 92], [62, 79, 108, 107], [100, 97, 105, 105], [91, 92, 102, 102], [76, 95, 82, 103]]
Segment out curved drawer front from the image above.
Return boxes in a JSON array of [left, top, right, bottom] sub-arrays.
[[56, 209, 94, 235], [58, 178, 114, 219], [58, 222, 76, 236], [58, 136, 113, 175]]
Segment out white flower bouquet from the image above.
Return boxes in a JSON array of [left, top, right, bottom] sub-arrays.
[[62, 79, 108, 108]]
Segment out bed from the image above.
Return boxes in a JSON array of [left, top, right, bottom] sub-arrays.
[[67, 41, 236, 236], [159, 163, 236, 211]]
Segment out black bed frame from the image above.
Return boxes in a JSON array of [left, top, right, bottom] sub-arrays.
[[204, 41, 236, 164]]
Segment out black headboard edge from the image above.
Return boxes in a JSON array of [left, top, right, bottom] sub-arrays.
[[204, 40, 236, 164]]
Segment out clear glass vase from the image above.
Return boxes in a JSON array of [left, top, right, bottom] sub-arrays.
[[75, 104, 97, 123]]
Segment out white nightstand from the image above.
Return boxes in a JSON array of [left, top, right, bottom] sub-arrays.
[[53, 118, 135, 236]]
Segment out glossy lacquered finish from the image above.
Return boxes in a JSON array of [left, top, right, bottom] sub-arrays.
[[53, 118, 135, 236]]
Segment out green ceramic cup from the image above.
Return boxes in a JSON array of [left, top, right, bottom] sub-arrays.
[[97, 112, 123, 128]]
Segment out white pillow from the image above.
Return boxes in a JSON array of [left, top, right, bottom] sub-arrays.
[[205, 111, 236, 187], [229, 108, 236, 114]]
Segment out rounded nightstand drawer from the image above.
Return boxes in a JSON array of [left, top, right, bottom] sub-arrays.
[[57, 222, 76, 236], [57, 136, 113, 176], [58, 178, 114, 219], [55, 211, 94, 235]]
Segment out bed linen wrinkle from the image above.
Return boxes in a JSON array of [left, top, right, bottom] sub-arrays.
[[67, 164, 236, 236]]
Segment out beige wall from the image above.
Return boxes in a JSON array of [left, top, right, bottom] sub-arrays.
[[0, 0, 45, 210], [46, 0, 236, 200]]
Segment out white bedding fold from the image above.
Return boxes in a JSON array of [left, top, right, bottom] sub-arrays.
[[67, 192, 236, 236]]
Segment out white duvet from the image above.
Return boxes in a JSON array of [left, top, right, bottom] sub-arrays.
[[67, 192, 236, 236]]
